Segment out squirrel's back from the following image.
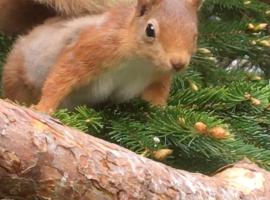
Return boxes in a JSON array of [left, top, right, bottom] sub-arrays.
[[14, 14, 108, 88]]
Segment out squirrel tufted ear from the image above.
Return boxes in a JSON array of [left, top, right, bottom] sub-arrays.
[[136, 0, 162, 16], [187, 0, 203, 10]]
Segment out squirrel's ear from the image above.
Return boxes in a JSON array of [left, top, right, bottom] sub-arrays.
[[136, 0, 162, 16], [187, 0, 203, 10]]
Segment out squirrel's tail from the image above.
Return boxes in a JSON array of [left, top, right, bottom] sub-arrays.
[[35, 0, 132, 16], [0, 0, 132, 35]]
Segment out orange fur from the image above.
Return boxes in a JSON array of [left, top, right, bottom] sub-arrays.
[[2, 47, 40, 104], [2, 0, 202, 113], [35, 24, 129, 112], [141, 73, 172, 106]]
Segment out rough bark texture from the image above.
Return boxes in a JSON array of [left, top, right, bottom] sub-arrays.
[[0, 99, 269, 200]]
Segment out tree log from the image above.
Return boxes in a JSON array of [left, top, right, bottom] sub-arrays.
[[0, 100, 269, 200]]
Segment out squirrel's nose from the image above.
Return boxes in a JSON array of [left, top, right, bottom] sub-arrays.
[[170, 60, 186, 71], [170, 53, 190, 71]]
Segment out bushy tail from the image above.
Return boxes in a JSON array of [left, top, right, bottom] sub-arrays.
[[35, 0, 133, 15], [0, 0, 55, 35], [0, 0, 133, 35]]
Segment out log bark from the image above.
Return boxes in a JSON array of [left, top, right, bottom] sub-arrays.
[[0, 99, 269, 200]]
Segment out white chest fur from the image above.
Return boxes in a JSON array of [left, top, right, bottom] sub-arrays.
[[61, 57, 159, 108]]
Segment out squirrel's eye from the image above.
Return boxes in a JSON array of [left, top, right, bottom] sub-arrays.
[[146, 23, 156, 38]]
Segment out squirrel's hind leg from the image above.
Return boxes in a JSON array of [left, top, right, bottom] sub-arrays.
[[2, 50, 40, 106]]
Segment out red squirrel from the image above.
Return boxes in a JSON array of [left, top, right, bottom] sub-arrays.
[[2, 0, 201, 113]]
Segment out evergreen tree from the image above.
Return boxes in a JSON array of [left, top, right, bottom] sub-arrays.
[[0, 0, 270, 174]]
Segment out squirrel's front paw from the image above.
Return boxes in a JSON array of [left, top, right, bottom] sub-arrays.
[[30, 104, 55, 114]]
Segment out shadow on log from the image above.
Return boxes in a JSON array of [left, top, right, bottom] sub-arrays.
[[0, 100, 269, 199]]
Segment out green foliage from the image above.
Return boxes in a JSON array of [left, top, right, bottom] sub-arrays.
[[0, 0, 270, 174], [0, 33, 14, 93], [53, 106, 103, 134], [198, 0, 270, 76], [54, 80, 270, 173]]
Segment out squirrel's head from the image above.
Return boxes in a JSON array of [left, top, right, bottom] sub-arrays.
[[133, 0, 201, 72]]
